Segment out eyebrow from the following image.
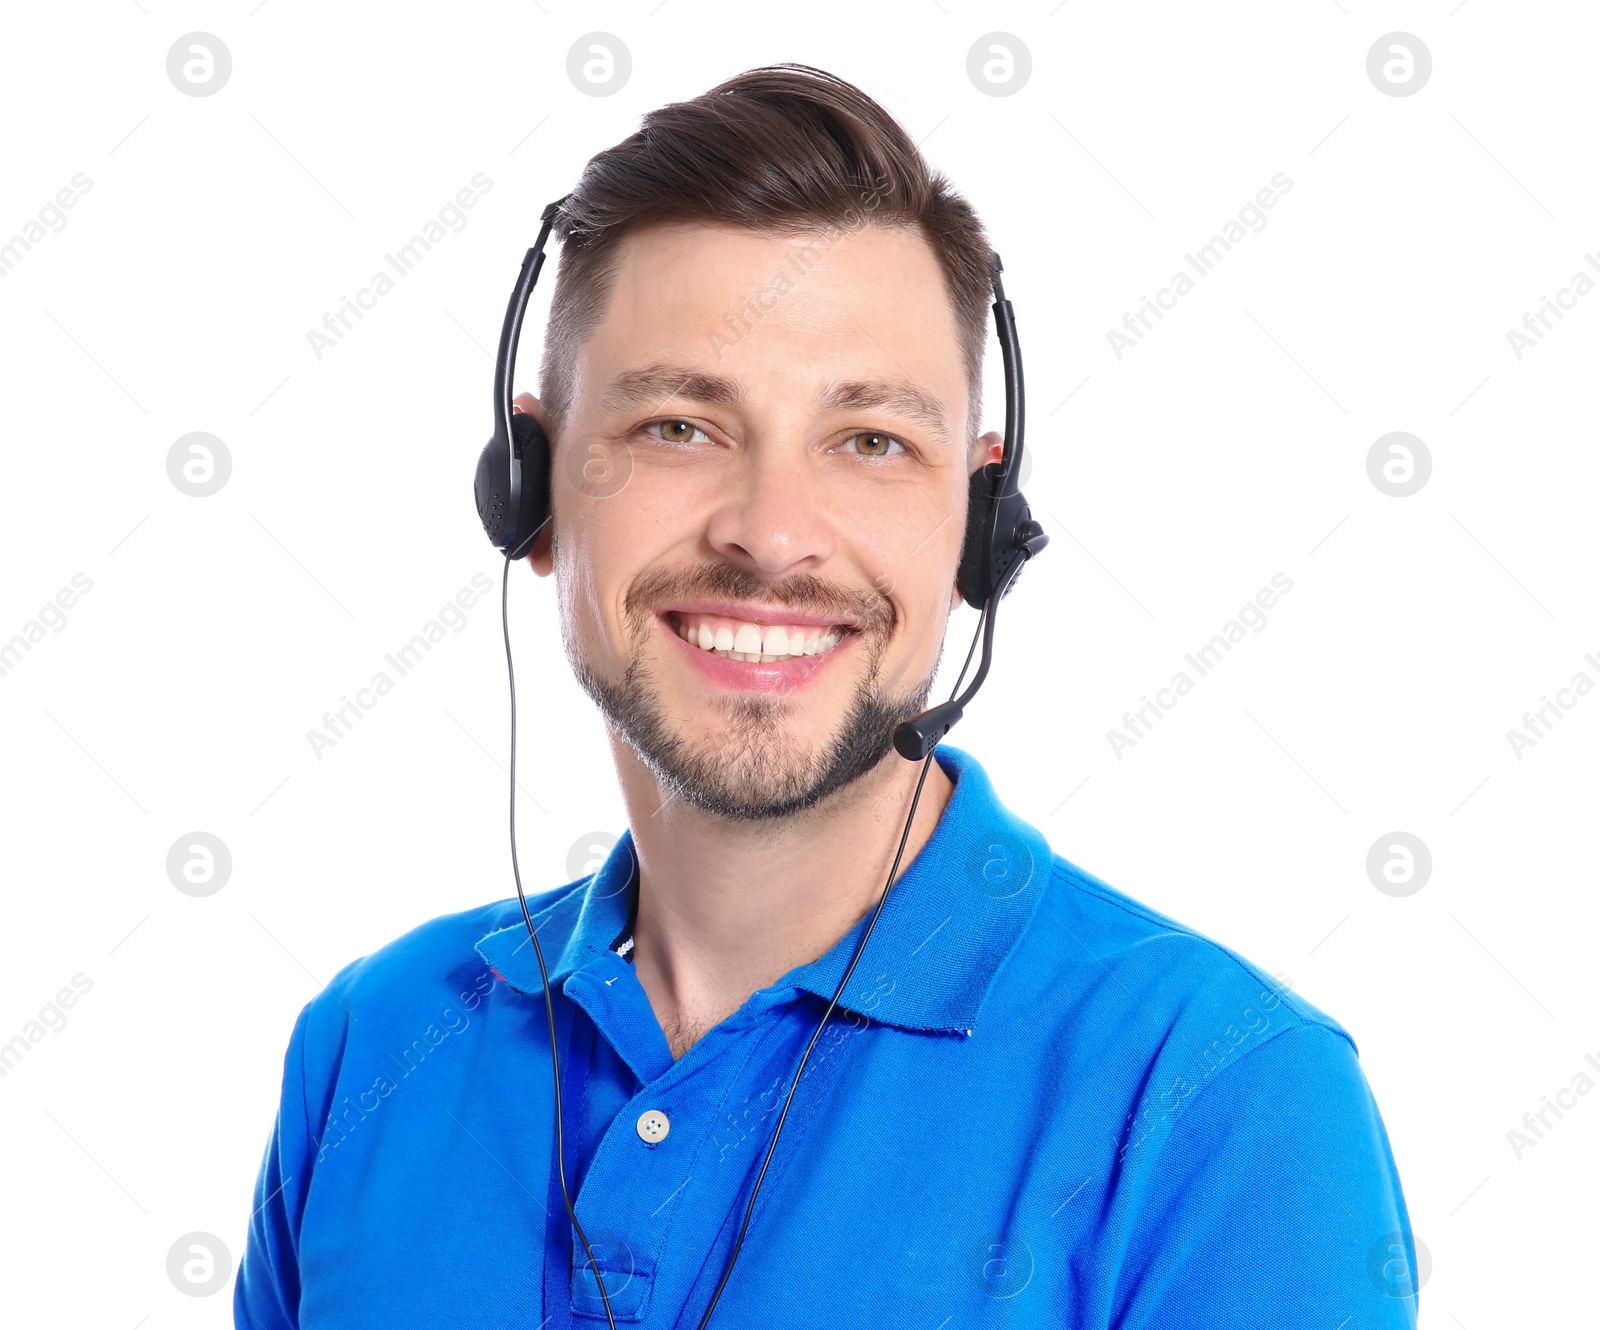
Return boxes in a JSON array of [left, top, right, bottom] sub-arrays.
[[598, 363, 745, 417], [597, 362, 953, 444], [817, 377, 952, 444]]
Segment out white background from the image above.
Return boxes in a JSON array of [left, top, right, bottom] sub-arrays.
[[1, 2, 1594, 1326]]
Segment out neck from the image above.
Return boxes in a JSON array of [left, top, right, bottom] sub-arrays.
[[610, 737, 955, 1060]]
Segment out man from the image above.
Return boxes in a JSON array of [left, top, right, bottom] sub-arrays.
[[236, 66, 1418, 1329]]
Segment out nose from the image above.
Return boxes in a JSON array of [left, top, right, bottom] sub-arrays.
[[702, 436, 838, 577]]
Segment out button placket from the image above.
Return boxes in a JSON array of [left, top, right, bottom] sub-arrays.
[[560, 975, 868, 1324]]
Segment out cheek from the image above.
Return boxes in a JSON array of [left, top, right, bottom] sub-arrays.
[[875, 549, 963, 692], [552, 509, 612, 650], [860, 481, 967, 599], [556, 496, 671, 655], [907, 575, 958, 663]]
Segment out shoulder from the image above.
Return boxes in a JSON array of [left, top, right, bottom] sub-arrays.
[[296, 883, 587, 1060], [1049, 852, 1347, 1039], [991, 853, 1386, 1168], [938, 745, 1356, 1067], [984, 848, 1359, 1118]]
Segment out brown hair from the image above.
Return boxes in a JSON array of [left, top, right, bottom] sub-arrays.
[[536, 64, 993, 453]]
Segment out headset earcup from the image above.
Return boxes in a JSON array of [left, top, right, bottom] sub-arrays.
[[474, 430, 511, 549], [506, 412, 551, 560], [956, 464, 997, 610], [473, 412, 552, 558]]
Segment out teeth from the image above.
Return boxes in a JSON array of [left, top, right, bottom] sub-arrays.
[[672, 611, 844, 663]]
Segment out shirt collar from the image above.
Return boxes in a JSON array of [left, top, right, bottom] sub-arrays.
[[474, 743, 1050, 1035]]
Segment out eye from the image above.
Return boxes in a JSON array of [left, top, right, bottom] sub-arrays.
[[645, 419, 712, 445], [837, 431, 906, 458]]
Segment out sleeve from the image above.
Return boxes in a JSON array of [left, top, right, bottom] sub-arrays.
[[235, 1003, 315, 1330], [1112, 1022, 1420, 1330]]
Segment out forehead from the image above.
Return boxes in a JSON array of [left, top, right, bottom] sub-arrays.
[[572, 220, 968, 415]]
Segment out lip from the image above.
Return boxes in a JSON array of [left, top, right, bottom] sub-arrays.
[[656, 611, 854, 694], [658, 599, 860, 630]]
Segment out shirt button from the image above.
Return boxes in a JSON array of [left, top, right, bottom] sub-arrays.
[[636, 1109, 670, 1145]]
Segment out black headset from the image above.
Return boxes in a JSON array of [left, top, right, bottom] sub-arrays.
[[472, 194, 1047, 1328]]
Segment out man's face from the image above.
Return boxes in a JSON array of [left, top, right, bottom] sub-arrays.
[[532, 220, 999, 821]]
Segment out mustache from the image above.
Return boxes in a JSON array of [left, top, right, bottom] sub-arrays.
[[623, 560, 897, 639]]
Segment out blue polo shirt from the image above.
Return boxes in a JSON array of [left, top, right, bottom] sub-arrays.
[[235, 744, 1419, 1328]]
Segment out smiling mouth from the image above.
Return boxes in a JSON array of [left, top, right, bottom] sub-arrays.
[[665, 610, 856, 664]]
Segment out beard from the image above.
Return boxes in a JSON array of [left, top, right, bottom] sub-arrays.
[[564, 555, 942, 822]]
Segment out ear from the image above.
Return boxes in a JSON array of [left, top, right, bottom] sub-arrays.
[[513, 391, 555, 577], [973, 429, 1004, 473], [528, 517, 554, 577]]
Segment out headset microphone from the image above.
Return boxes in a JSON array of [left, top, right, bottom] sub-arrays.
[[474, 197, 1046, 1329]]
